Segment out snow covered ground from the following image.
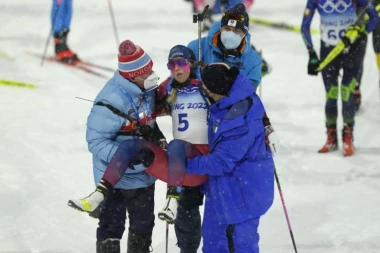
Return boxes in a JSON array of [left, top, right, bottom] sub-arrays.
[[1, 0, 379, 252]]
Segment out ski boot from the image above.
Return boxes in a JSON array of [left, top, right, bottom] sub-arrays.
[[318, 126, 338, 153], [96, 239, 120, 253], [67, 179, 113, 218], [342, 124, 354, 156], [54, 28, 79, 64], [158, 186, 180, 224], [127, 232, 152, 253]]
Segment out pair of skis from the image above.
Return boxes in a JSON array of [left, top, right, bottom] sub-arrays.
[[26, 51, 114, 79]]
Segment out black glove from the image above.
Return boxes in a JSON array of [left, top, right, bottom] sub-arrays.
[[131, 148, 155, 167], [138, 124, 154, 138], [156, 100, 171, 116], [307, 49, 320, 76], [261, 58, 272, 77]]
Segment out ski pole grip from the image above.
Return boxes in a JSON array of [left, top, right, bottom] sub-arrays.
[[193, 5, 209, 23], [200, 5, 209, 21]]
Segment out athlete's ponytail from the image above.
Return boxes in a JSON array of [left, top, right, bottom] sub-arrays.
[[166, 88, 178, 105]]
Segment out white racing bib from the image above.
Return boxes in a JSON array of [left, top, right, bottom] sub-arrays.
[[170, 86, 208, 144], [318, 0, 357, 45]]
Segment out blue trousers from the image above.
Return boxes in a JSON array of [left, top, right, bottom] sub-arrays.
[[202, 201, 260, 253], [51, 0, 73, 34]]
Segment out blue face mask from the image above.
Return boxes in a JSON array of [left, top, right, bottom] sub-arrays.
[[221, 31, 243, 50]]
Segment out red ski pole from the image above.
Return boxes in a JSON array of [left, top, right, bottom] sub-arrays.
[[275, 166, 298, 253]]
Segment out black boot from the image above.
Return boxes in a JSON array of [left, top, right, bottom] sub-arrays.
[[53, 28, 78, 63], [127, 232, 152, 253], [96, 239, 120, 253]]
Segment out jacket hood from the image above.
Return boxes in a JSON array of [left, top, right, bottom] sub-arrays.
[[216, 73, 255, 110]]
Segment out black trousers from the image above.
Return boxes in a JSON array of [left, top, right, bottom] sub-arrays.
[[97, 184, 155, 240]]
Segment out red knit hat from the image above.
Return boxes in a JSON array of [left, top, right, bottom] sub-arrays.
[[118, 40, 153, 79]]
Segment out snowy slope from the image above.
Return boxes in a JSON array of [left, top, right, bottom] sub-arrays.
[[0, 0, 379, 252]]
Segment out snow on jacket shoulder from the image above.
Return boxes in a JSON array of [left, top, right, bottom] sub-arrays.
[[86, 71, 156, 190], [187, 21, 262, 88], [186, 73, 274, 224]]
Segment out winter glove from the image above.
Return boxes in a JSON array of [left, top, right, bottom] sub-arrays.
[[251, 45, 273, 77], [131, 148, 155, 167], [265, 125, 280, 156], [198, 61, 207, 69], [138, 124, 154, 139], [67, 179, 113, 218], [156, 101, 171, 116], [261, 58, 272, 77], [307, 49, 320, 76], [158, 138, 168, 150], [341, 25, 367, 46]]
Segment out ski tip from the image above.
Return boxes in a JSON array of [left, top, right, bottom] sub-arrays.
[[0, 79, 37, 89]]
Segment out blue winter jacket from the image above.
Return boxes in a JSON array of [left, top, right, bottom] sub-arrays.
[[186, 73, 274, 225], [86, 71, 156, 190], [187, 21, 262, 88]]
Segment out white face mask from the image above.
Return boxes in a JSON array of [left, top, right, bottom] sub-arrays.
[[221, 31, 243, 50], [138, 72, 160, 91]]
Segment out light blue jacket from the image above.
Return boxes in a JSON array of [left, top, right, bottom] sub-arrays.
[[86, 71, 156, 189], [187, 21, 262, 88]]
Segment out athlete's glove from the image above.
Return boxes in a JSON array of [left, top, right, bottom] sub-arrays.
[[158, 138, 168, 150], [307, 49, 320, 76], [131, 148, 155, 167], [265, 125, 280, 156]]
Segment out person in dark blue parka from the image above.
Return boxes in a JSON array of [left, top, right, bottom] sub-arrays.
[[185, 63, 275, 253]]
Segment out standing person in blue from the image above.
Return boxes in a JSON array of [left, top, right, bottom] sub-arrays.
[[179, 63, 274, 253], [51, 0, 78, 63], [192, 1, 272, 77], [189, 3, 261, 87], [188, 2, 280, 156], [301, 0, 379, 156], [68, 40, 161, 253]]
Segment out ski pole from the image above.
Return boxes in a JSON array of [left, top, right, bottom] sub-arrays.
[[41, 0, 62, 66], [193, 5, 213, 106], [165, 222, 169, 253], [193, 5, 209, 66], [107, 0, 120, 49], [274, 166, 298, 253]]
